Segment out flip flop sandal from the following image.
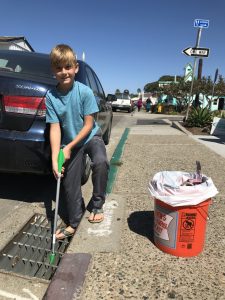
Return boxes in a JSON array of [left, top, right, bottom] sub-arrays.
[[56, 227, 75, 240], [88, 208, 104, 223]]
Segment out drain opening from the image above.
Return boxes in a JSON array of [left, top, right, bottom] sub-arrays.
[[136, 119, 168, 125], [0, 213, 71, 280]]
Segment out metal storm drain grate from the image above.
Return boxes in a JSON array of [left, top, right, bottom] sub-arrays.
[[0, 214, 71, 280], [136, 119, 168, 125]]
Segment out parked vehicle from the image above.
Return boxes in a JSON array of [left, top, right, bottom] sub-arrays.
[[0, 50, 115, 183], [112, 93, 133, 113]]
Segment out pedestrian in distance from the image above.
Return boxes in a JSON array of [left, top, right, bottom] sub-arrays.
[[46, 44, 109, 240], [137, 98, 142, 112], [146, 97, 152, 113]]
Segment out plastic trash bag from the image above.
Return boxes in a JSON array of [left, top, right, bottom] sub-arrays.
[[149, 171, 219, 207]]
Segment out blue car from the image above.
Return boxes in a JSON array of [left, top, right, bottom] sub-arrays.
[[0, 50, 115, 182]]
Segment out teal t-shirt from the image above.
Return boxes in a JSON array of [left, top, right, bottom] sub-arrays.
[[46, 81, 100, 147]]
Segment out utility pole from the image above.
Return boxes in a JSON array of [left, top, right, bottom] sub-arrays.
[[185, 28, 202, 121], [195, 58, 203, 108], [210, 68, 219, 109]]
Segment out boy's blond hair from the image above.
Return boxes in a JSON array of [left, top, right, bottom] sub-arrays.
[[50, 44, 77, 68]]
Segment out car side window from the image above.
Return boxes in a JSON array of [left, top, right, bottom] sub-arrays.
[[94, 73, 105, 99], [85, 66, 99, 97]]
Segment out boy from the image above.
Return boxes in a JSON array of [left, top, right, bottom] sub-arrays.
[[46, 44, 109, 239]]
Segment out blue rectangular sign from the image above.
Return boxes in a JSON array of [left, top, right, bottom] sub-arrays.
[[194, 19, 209, 28]]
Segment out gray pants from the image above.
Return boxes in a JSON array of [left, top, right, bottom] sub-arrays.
[[58, 133, 109, 228]]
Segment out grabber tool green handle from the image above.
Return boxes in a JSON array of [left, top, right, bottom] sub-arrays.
[[58, 149, 65, 173], [49, 149, 65, 265]]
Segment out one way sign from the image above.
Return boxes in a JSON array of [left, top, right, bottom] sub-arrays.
[[182, 47, 210, 58]]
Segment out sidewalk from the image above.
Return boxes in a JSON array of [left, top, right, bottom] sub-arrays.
[[172, 120, 225, 160], [44, 113, 225, 299]]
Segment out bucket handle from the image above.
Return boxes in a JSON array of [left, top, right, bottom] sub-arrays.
[[197, 207, 209, 220], [196, 199, 212, 220]]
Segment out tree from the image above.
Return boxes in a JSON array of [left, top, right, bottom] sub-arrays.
[[158, 75, 182, 82], [214, 75, 225, 97], [194, 76, 213, 106], [144, 81, 159, 93], [115, 89, 120, 94], [143, 74, 225, 113], [130, 93, 138, 98], [157, 79, 191, 112]]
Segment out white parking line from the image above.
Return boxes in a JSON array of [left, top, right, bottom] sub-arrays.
[[0, 288, 38, 300], [87, 200, 118, 236]]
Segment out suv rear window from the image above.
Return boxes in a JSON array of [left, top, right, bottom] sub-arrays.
[[115, 93, 130, 99]]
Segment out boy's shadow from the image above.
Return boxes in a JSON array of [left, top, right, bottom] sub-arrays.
[[127, 211, 155, 244]]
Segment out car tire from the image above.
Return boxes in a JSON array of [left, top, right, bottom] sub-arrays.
[[103, 120, 112, 145], [81, 154, 91, 185]]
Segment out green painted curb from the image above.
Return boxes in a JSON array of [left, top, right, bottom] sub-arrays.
[[106, 128, 130, 194]]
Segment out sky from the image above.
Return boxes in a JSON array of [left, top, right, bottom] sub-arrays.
[[1, 0, 225, 94]]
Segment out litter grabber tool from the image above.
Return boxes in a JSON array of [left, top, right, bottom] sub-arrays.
[[184, 161, 207, 186], [194, 160, 202, 183], [49, 149, 65, 265]]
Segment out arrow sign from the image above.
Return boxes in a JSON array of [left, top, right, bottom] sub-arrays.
[[182, 47, 210, 57]]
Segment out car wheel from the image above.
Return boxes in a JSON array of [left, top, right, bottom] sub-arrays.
[[128, 108, 131, 113], [81, 154, 91, 185], [103, 120, 112, 145]]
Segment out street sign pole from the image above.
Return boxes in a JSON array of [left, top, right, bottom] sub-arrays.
[[185, 28, 202, 121]]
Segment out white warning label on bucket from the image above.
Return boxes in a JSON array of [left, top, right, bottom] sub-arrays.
[[154, 210, 173, 240]]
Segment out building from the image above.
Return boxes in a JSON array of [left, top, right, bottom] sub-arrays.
[[158, 76, 178, 88], [184, 63, 193, 82], [0, 36, 34, 52]]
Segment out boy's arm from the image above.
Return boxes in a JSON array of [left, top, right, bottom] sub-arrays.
[[49, 123, 61, 178], [63, 114, 94, 160]]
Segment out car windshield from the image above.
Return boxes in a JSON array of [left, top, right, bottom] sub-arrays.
[[115, 93, 129, 99], [0, 51, 53, 78]]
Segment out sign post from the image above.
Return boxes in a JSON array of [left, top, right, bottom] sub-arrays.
[[184, 19, 209, 121]]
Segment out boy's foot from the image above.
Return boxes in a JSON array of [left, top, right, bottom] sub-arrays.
[[55, 226, 76, 240], [88, 208, 104, 223]]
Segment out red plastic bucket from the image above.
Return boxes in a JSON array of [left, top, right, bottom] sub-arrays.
[[154, 198, 211, 257]]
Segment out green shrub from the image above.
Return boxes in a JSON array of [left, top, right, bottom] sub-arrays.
[[186, 107, 213, 127]]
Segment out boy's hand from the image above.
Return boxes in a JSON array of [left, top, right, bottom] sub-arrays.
[[52, 160, 65, 178], [62, 145, 72, 162], [52, 147, 71, 179]]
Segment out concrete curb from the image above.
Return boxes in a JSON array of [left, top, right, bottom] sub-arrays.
[[43, 253, 92, 300], [172, 120, 193, 136]]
